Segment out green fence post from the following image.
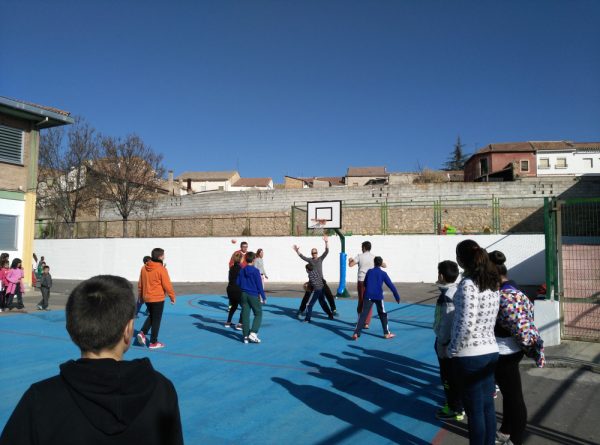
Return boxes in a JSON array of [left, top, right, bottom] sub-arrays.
[[544, 197, 556, 301]]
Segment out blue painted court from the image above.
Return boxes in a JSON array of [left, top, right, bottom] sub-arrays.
[[0, 295, 445, 444]]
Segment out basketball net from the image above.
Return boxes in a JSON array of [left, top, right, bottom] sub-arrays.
[[308, 218, 328, 236]]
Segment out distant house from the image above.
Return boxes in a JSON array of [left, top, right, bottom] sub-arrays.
[[464, 141, 600, 182], [464, 143, 537, 182], [0, 96, 73, 285], [346, 167, 388, 186], [284, 176, 345, 189], [536, 141, 600, 177], [176, 171, 240, 194], [229, 177, 273, 191]]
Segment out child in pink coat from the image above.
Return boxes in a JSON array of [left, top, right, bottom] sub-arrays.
[[6, 258, 25, 310]]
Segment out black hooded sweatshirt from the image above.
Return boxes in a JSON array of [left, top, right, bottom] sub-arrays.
[[0, 358, 183, 445]]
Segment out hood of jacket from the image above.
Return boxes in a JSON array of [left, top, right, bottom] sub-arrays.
[[144, 260, 163, 273], [59, 358, 157, 435]]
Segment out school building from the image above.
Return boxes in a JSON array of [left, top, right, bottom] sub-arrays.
[[0, 96, 73, 286]]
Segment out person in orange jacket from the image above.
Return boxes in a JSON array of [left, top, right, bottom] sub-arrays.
[[137, 248, 176, 350]]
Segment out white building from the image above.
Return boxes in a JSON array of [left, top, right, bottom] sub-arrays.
[[536, 142, 600, 177], [176, 171, 240, 194]]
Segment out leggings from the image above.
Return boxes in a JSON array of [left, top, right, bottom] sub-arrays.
[[226, 285, 242, 324], [495, 351, 526, 445]]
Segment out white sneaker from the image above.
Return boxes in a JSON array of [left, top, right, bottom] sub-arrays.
[[495, 431, 511, 444], [248, 332, 261, 343], [243, 337, 249, 344]]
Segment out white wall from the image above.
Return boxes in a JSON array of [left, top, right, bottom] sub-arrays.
[[34, 234, 545, 284], [0, 197, 25, 260], [537, 150, 600, 176]]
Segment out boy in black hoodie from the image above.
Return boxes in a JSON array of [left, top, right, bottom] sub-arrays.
[[0, 275, 183, 445]]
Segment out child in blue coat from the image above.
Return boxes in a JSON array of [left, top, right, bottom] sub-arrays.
[[352, 256, 400, 340]]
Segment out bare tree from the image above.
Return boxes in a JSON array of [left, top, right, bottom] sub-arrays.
[[95, 134, 165, 237], [38, 117, 100, 237]]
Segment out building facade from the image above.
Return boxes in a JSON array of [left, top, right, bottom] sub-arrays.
[[0, 96, 73, 286]]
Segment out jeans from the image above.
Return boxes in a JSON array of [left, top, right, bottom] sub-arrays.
[[455, 352, 499, 445]]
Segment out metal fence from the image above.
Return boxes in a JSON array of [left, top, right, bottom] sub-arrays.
[[546, 197, 600, 342]]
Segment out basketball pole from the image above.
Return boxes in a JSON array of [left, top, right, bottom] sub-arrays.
[[334, 228, 351, 298]]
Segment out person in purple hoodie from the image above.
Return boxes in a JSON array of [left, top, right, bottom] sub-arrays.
[[352, 256, 400, 340], [236, 251, 267, 344]]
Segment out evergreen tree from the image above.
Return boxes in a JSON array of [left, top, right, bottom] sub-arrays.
[[444, 136, 468, 170]]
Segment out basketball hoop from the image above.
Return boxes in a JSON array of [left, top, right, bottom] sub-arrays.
[[308, 218, 328, 236]]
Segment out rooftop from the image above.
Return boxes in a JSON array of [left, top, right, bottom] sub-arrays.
[[0, 96, 74, 128]]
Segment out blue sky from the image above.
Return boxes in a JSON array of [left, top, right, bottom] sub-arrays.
[[2, 0, 599, 182]]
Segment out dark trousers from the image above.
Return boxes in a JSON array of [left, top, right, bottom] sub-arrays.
[[226, 285, 242, 324], [141, 301, 165, 344], [241, 292, 262, 337], [435, 339, 464, 413], [354, 299, 388, 335], [0, 290, 5, 309], [7, 287, 24, 309], [495, 351, 526, 445], [356, 281, 373, 325], [37, 288, 50, 309], [455, 352, 499, 445], [305, 289, 333, 321], [299, 281, 334, 312]]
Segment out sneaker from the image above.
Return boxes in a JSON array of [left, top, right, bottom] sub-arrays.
[[332, 310, 339, 317], [436, 405, 465, 421], [234, 323, 243, 331], [243, 337, 249, 344], [136, 332, 147, 347], [384, 332, 396, 339], [224, 322, 232, 328], [302, 318, 311, 323], [37, 305, 43, 311], [494, 384, 500, 399], [351, 333, 359, 341], [248, 332, 261, 343], [149, 342, 165, 349], [495, 431, 511, 444], [364, 324, 370, 330]]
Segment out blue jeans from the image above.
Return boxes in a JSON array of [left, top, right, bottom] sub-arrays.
[[455, 352, 499, 445]]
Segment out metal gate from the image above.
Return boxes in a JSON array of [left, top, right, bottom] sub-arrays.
[[545, 197, 600, 342]]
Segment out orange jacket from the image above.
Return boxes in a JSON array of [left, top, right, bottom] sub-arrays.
[[138, 261, 175, 303]]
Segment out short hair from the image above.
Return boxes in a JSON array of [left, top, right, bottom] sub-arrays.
[[43, 265, 50, 271], [245, 251, 256, 263], [306, 263, 314, 271], [66, 275, 136, 353], [362, 241, 372, 251], [374, 256, 383, 267], [151, 248, 164, 261], [240, 241, 248, 247], [143, 255, 151, 264], [438, 260, 459, 283]]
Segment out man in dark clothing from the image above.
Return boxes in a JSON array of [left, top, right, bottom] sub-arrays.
[[0, 275, 183, 445], [293, 235, 338, 316]]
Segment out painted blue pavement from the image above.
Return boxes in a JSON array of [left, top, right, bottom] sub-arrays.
[[0, 295, 445, 444]]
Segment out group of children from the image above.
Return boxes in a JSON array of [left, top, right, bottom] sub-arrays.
[[226, 238, 402, 343], [0, 253, 52, 313]]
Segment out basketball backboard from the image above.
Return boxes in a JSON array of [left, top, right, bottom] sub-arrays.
[[307, 200, 342, 229]]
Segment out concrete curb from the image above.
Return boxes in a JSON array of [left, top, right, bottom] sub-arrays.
[[520, 358, 600, 373]]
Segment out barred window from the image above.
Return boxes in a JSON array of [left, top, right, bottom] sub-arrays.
[[0, 124, 24, 164], [0, 214, 18, 250]]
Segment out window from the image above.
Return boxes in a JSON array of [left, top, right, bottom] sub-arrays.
[[520, 160, 530, 172], [0, 124, 23, 165], [539, 158, 550, 169], [479, 158, 489, 175], [556, 158, 567, 168], [0, 215, 18, 250], [583, 158, 593, 168]]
